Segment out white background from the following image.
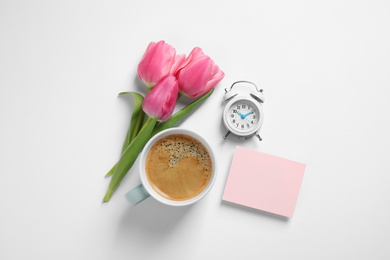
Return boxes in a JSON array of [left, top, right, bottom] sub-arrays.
[[1, 0, 390, 259]]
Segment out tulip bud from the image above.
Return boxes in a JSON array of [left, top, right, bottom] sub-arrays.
[[142, 75, 179, 122], [177, 47, 224, 98], [137, 41, 186, 88]]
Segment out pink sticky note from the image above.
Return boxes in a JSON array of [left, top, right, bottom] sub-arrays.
[[222, 146, 306, 218]]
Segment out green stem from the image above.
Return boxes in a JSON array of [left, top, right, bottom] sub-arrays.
[[139, 116, 153, 132], [119, 92, 145, 155], [104, 117, 155, 178], [106, 90, 149, 177], [103, 116, 158, 202], [130, 111, 144, 142]]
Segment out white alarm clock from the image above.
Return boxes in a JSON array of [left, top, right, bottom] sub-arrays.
[[222, 81, 265, 141]]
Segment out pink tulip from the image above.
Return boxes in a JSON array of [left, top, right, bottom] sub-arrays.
[[177, 47, 224, 98], [142, 75, 179, 122], [137, 41, 186, 88]]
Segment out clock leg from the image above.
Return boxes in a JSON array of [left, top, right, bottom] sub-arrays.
[[223, 131, 231, 139], [255, 133, 262, 141]]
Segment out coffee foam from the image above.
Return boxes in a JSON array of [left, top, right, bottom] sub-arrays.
[[146, 134, 212, 201], [155, 134, 212, 170]]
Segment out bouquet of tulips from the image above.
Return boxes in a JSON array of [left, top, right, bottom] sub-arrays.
[[103, 41, 224, 202]]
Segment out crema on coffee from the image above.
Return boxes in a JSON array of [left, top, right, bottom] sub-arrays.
[[145, 134, 212, 201]]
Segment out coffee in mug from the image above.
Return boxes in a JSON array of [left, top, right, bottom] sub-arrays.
[[145, 134, 212, 201]]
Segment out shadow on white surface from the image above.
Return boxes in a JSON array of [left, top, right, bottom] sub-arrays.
[[131, 74, 145, 94], [114, 196, 193, 243], [221, 200, 289, 222]]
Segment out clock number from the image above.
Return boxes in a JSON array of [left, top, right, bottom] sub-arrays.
[[241, 124, 244, 129], [247, 123, 250, 128], [232, 119, 236, 123], [251, 120, 254, 124], [237, 105, 240, 109], [253, 115, 256, 119], [233, 109, 237, 113], [230, 114, 234, 118], [242, 105, 246, 109], [236, 123, 239, 127]]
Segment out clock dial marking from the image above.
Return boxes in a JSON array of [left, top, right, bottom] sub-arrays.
[[228, 101, 258, 131]]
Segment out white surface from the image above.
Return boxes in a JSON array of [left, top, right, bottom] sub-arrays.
[[1, 0, 390, 259]]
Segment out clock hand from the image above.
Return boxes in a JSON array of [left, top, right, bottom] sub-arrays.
[[244, 110, 255, 117], [237, 110, 246, 119], [246, 118, 253, 124]]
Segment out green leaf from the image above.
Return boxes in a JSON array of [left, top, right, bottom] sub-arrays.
[[118, 92, 145, 154], [105, 92, 145, 177], [105, 163, 117, 177], [103, 116, 158, 202]]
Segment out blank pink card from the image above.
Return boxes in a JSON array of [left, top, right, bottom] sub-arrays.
[[222, 146, 306, 218]]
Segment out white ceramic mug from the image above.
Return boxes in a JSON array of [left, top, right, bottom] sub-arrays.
[[124, 128, 217, 206]]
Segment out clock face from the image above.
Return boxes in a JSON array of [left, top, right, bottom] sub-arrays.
[[226, 100, 259, 133]]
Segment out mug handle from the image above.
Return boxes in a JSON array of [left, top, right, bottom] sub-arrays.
[[124, 184, 150, 206]]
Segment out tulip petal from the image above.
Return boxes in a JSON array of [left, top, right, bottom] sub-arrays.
[[137, 40, 177, 88], [139, 41, 156, 62], [142, 75, 178, 122], [177, 47, 224, 98], [201, 66, 225, 96], [178, 56, 214, 97], [170, 53, 186, 75], [187, 47, 204, 60]]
